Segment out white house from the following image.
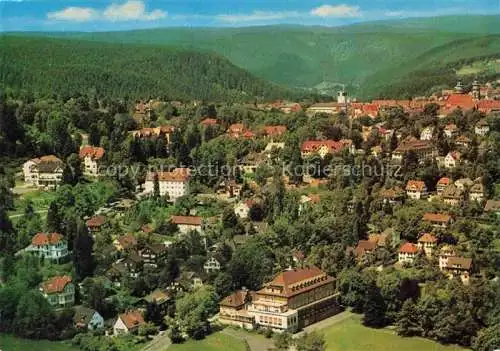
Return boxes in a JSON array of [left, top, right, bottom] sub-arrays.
[[73, 306, 104, 330], [23, 155, 64, 189], [398, 243, 418, 264], [204, 256, 221, 273], [171, 215, 203, 234], [444, 124, 458, 138], [417, 233, 437, 257], [79, 145, 105, 177], [25, 232, 69, 262], [40, 275, 75, 308], [234, 200, 253, 219], [444, 152, 461, 169], [475, 119, 490, 136], [144, 168, 190, 201], [469, 182, 485, 202], [113, 310, 145, 335], [420, 126, 434, 140], [405, 180, 428, 200]]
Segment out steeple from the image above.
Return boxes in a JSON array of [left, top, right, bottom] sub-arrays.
[[472, 79, 480, 100], [454, 80, 464, 94]]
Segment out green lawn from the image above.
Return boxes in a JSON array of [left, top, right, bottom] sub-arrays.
[[0, 334, 77, 351], [168, 332, 248, 351], [323, 315, 467, 351]]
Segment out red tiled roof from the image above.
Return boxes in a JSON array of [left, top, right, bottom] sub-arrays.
[[228, 123, 245, 133], [31, 232, 64, 246], [301, 140, 344, 153], [220, 289, 254, 308], [171, 215, 202, 226], [445, 94, 475, 109], [79, 146, 105, 160], [437, 177, 451, 187], [41, 275, 72, 294], [477, 100, 500, 112], [146, 168, 190, 182], [399, 242, 418, 254], [242, 130, 256, 139], [406, 180, 426, 192], [263, 125, 287, 137], [418, 233, 437, 243], [86, 216, 107, 227], [423, 213, 452, 223], [118, 310, 145, 330], [200, 118, 218, 126], [261, 267, 333, 298]]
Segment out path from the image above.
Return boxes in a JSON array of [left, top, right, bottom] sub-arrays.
[[221, 328, 273, 351], [294, 310, 354, 338], [141, 332, 171, 351], [9, 209, 47, 219]]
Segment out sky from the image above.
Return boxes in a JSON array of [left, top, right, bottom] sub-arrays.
[[0, 0, 499, 32]]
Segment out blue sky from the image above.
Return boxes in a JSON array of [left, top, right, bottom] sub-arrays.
[[0, 0, 499, 31]]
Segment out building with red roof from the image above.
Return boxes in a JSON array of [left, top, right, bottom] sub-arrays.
[[406, 180, 428, 200], [79, 146, 105, 177], [200, 118, 218, 126], [40, 275, 75, 308], [263, 125, 287, 138], [171, 215, 203, 234], [417, 233, 438, 256], [301, 140, 345, 158], [26, 232, 68, 262], [144, 168, 190, 201], [113, 310, 145, 335], [398, 242, 418, 264]]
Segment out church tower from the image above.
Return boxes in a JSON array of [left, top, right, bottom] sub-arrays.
[[472, 79, 481, 100], [454, 80, 464, 94], [337, 88, 347, 104]]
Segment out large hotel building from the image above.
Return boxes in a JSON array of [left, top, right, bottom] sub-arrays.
[[219, 266, 341, 332]]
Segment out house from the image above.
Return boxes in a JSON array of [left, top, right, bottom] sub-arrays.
[[25, 232, 69, 262], [200, 118, 218, 127], [86, 215, 107, 234], [368, 232, 390, 248], [23, 155, 64, 189], [436, 177, 451, 194], [79, 146, 105, 177], [301, 140, 345, 158], [144, 168, 190, 201], [234, 200, 254, 219], [171, 215, 203, 234], [392, 138, 435, 163], [444, 124, 458, 138], [227, 123, 247, 138], [406, 180, 428, 200], [444, 151, 461, 169], [455, 136, 471, 148], [138, 243, 168, 268], [475, 119, 490, 136], [420, 126, 434, 140], [469, 182, 485, 202], [263, 125, 287, 139], [221, 267, 340, 331], [442, 256, 472, 284], [455, 178, 474, 191], [131, 125, 175, 144], [398, 243, 418, 264], [217, 180, 242, 198], [298, 194, 320, 214], [219, 288, 255, 328], [348, 240, 377, 262], [417, 233, 437, 257], [40, 275, 75, 308], [203, 256, 221, 273], [122, 252, 144, 278], [423, 213, 453, 229], [306, 102, 341, 116], [438, 245, 456, 270], [484, 200, 500, 216], [142, 289, 171, 315], [73, 306, 104, 330], [113, 233, 137, 252], [441, 184, 464, 207], [113, 310, 145, 335], [379, 187, 405, 205]]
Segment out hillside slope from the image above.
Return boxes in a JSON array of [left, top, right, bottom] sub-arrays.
[[0, 36, 290, 101], [28, 15, 500, 97]]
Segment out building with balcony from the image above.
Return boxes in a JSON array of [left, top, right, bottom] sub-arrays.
[[40, 275, 75, 308], [25, 232, 69, 262]]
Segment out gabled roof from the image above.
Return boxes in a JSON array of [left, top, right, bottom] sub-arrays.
[[86, 215, 107, 228], [399, 242, 418, 254], [171, 215, 202, 226], [447, 256, 472, 270], [146, 168, 190, 182], [437, 177, 451, 187], [263, 125, 287, 136], [118, 310, 145, 330], [116, 233, 137, 250], [301, 140, 344, 153], [79, 146, 105, 160], [31, 232, 64, 246], [423, 213, 452, 223], [260, 267, 333, 298], [445, 94, 475, 109], [200, 118, 218, 126], [379, 187, 405, 199], [418, 233, 437, 243], [442, 184, 463, 199], [406, 180, 426, 192], [220, 289, 254, 308], [41, 275, 72, 294]]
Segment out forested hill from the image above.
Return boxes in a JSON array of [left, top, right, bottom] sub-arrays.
[[0, 36, 292, 101]]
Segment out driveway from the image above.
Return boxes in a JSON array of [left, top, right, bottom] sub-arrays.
[[141, 333, 172, 351]]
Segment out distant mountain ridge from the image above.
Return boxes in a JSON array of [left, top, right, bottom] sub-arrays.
[[3, 15, 500, 99]]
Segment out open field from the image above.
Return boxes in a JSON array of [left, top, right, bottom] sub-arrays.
[[0, 334, 77, 351], [322, 315, 467, 351], [167, 332, 248, 351]]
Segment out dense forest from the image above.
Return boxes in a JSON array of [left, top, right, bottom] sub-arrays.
[[0, 36, 294, 102]]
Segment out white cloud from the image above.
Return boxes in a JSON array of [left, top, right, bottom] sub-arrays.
[[47, 0, 167, 22], [310, 4, 361, 18], [47, 7, 98, 22], [103, 1, 166, 22], [216, 11, 299, 23]]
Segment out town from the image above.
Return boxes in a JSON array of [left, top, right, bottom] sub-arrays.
[[0, 72, 499, 351]]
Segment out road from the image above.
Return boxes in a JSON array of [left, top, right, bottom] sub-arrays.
[[9, 209, 47, 219], [141, 333, 172, 351]]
